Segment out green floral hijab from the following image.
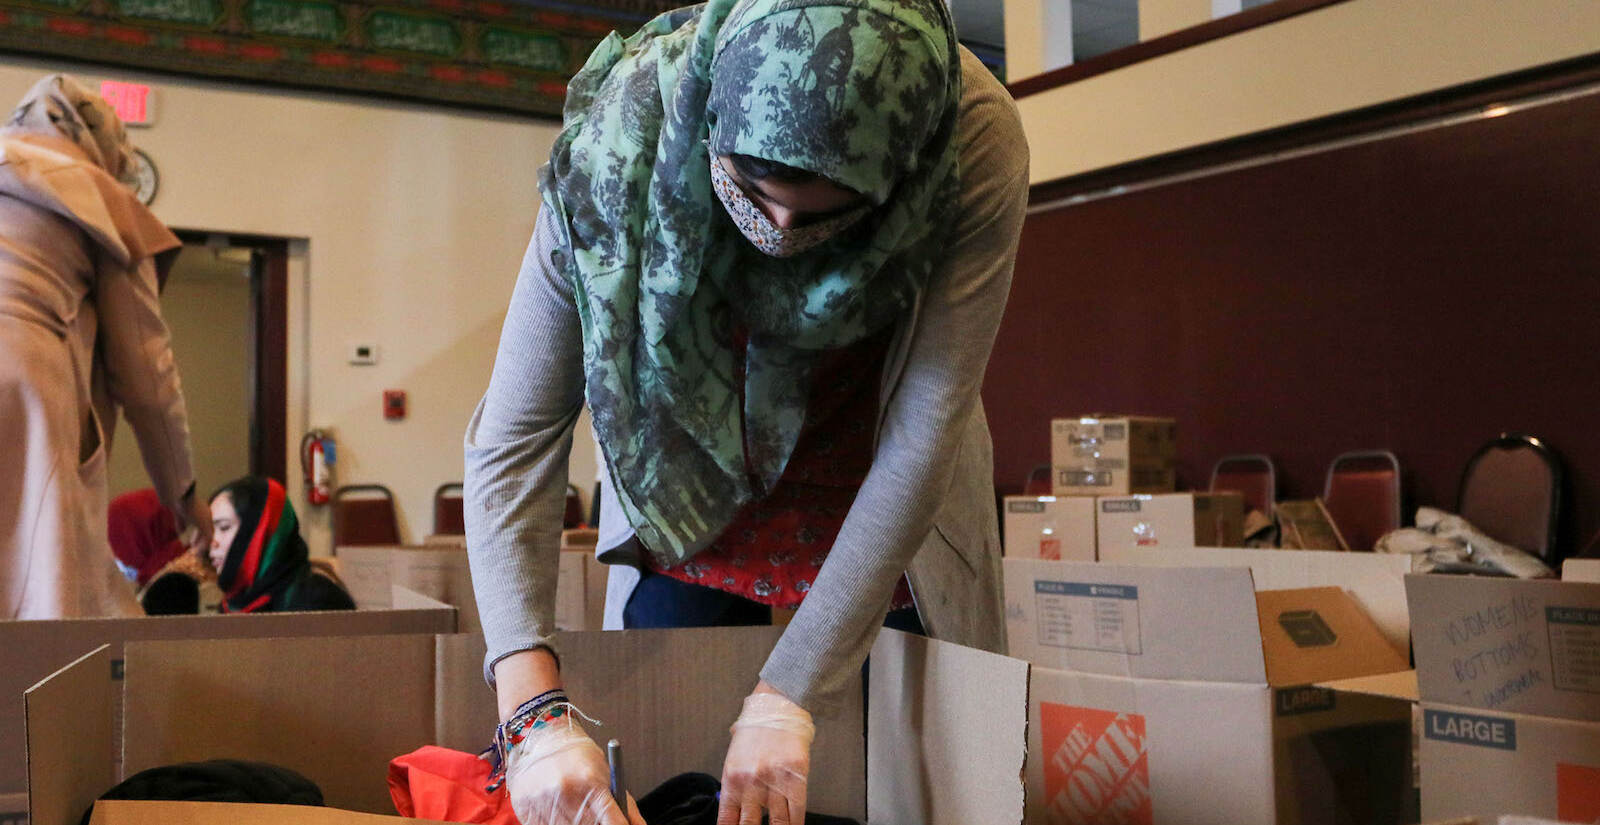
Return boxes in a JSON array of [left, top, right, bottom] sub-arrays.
[[541, 0, 961, 564]]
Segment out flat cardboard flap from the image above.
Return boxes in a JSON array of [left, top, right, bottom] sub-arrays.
[[1256, 587, 1410, 686], [554, 627, 865, 821], [87, 799, 456, 825], [867, 630, 1027, 825], [1005, 559, 1267, 683], [0, 602, 456, 798], [121, 635, 441, 815], [431, 634, 497, 754], [1564, 559, 1600, 583], [26, 646, 115, 825], [1407, 574, 1600, 721], [1316, 669, 1421, 703], [1098, 545, 1415, 654]]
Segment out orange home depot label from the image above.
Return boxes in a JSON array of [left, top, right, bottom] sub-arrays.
[[1558, 762, 1600, 822], [1041, 537, 1062, 561], [1040, 703, 1152, 825]]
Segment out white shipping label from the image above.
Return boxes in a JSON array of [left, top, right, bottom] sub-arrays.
[[1547, 605, 1600, 693], [1033, 581, 1143, 654]]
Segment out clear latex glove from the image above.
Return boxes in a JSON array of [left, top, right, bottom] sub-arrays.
[[505, 715, 645, 825], [718, 689, 815, 825]]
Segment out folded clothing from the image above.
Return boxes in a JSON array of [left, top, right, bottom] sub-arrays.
[[80, 759, 324, 825]]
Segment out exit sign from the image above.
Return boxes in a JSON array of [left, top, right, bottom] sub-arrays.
[[99, 81, 155, 127]]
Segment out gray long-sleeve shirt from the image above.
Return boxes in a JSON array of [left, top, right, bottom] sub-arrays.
[[465, 47, 1028, 713]]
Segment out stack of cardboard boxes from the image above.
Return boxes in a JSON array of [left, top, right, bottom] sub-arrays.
[[1004, 416, 1245, 562]]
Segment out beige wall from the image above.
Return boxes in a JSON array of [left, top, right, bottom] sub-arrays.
[[1009, 0, 1600, 184], [108, 246, 253, 500], [0, 56, 596, 553]]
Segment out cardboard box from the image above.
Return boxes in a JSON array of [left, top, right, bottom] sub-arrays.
[[1005, 558, 1413, 825], [338, 545, 482, 633], [1564, 559, 1600, 583], [0, 590, 456, 825], [1003, 495, 1097, 561], [26, 627, 1029, 825], [557, 528, 609, 631], [1051, 416, 1177, 496], [340, 540, 609, 634], [1097, 545, 1417, 656], [1276, 499, 1351, 552], [554, 551, 609, 631], [1096, 492, 1246, 551], [1404, 575, 1600, 823]]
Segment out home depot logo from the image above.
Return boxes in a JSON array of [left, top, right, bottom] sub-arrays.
[[1041, 703, 1152, 825]]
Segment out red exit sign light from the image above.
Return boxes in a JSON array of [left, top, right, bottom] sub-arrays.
[[99, 81, 154, 126]]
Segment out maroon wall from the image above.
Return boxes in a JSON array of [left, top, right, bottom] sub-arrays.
[[984, 87, 1600, 556]]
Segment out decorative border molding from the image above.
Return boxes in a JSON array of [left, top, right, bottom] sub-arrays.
[[0, 0, 679, 116]]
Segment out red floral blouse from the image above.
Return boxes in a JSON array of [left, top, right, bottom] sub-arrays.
[[647, 328, 915, 611]]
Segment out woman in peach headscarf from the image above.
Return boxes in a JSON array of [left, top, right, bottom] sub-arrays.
[[0, 74, 210, 619]]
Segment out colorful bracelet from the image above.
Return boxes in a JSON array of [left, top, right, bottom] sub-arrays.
[[483, 690, 570, 791]]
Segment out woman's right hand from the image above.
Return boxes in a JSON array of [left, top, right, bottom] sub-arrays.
[[505, 720, 644, 825], [494, 650, 644, 825]]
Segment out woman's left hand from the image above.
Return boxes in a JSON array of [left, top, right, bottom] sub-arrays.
[[718, 682, 814, 825]]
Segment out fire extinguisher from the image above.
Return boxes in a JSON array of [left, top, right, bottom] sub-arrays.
[[300, 429, 336, 506]]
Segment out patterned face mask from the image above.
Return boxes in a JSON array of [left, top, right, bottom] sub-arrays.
[[709, 149, 869, 258]]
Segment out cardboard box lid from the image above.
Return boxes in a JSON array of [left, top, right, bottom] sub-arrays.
[[1407, 574, 1600, 722], [26, 647, 115, 825], [1004, 559, 1269, 683], [867, 630, 1028, 825], [1256, 587, 1411, 687], [88, 799, 457, 825], [1564, 559, 1600, 583], [106, 627, 865, 820], [0, 594, 456, 797], [1097, 545, 1416, 656], [1316, 669, 1421, 703]]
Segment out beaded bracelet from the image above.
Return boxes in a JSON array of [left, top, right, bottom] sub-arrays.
[[483, 690, 570, 792]]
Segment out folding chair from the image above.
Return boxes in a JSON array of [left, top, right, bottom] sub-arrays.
[[1323, 451, 1402, 552]]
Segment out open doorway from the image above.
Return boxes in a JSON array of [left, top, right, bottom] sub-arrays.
[[106, 232, 288, 498]]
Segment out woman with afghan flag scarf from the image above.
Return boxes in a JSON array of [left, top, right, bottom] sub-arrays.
[[207, 477, 353, 613]]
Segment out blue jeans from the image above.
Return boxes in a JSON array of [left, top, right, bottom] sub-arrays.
[[623, 570, 925, 635]]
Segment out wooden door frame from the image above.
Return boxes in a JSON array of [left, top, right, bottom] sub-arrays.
[[171, 230, 290, 485]]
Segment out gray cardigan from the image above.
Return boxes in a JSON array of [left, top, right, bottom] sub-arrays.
[[464, 47, 1029, 714]]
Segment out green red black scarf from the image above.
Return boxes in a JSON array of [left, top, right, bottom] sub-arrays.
[[217, 477, 310, 613]]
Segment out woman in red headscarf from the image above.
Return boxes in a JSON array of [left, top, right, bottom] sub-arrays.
[[107, 488, 188, 587]]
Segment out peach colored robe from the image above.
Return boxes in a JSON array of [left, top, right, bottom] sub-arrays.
[[0, 135, 189, 619]]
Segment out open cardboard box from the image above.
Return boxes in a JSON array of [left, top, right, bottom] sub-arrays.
[[0, 588, 455, 825], [27, 626, 1028, 825], [1097, 545, 1419, 656], [339, 536, 608, 633], [1004, 558, 1413, 825], [338, 546, 482, 632], [1385, 575, 1600, 823]]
